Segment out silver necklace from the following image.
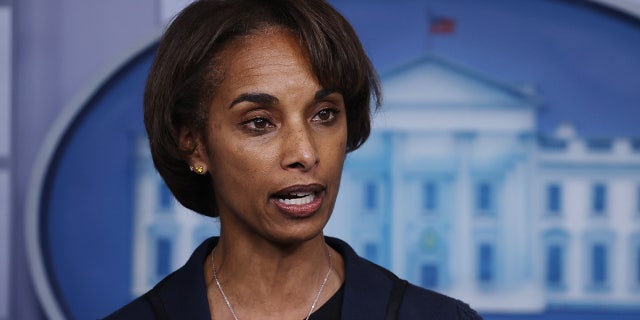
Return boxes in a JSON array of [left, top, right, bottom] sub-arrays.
[[211, 246, 333, 320]]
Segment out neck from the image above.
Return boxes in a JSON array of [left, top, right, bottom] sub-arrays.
[[205, 234, 344, 320], [212, 232, 328, 287]]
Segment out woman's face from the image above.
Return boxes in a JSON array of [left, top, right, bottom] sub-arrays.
[[196, 28, 347, 244]]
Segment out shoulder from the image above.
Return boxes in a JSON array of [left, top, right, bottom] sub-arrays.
[[102, 266, 184, 319], [325, 237, 482, 320], [102, 237, 217, 319], [102, 294, 155, 320], [401, 284, 483, 319]]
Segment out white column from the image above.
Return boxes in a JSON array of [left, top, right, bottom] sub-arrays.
[[390, 132, 406, 275], [0, 6, 11, 319], [131, 137, 154, 296], [452, 134, 474, 293]]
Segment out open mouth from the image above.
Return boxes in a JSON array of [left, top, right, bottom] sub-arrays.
[[276, 192, 316, 205], [271, 184, 325, 217]]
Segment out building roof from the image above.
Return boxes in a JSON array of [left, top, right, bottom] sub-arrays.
[[381, 54, 538, 109]]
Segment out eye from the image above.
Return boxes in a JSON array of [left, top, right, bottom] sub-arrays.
[[312, 108, 339, 123], [242, 117, 275, 131]]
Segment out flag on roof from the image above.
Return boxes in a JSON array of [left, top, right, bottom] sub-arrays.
[[429, 15, 456, 34]]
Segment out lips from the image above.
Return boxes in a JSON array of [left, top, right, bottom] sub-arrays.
[[271, 184, 324, 218]]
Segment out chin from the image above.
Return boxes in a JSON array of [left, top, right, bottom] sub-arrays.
[[262, 221, 328, 247]]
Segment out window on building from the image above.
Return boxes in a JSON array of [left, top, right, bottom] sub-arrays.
[[546, 183, 562, 215], [632, 139, 640, 153], [421, 264, 439, 288], [364, 242, 378, 263], [364, 182, 378, 211], [538, 136, 567, 151], [546, 244, 564, 288], [476, 182, 493, 214], [543, 229, 569, 291], [592, 183, 607, 215], [156, 237, 173, 278], [478, 243, 494, 284], [158, 183, 173, 210], [586, 139, 613, 152], [629, 233, 640, 289], [591, 243, 608, 287], [422, 182, 438, 212]]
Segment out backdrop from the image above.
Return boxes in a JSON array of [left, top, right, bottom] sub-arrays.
[[10, 0, 640, 319]]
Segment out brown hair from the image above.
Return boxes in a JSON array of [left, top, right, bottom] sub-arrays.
[[144, 0, 381, 217]]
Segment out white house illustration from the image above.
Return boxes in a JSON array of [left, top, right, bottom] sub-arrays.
[[131, 54, 640, 313]]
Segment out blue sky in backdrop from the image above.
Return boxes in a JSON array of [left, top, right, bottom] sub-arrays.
[[331, 0, 640, 137]]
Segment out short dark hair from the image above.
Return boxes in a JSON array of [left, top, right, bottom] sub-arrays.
[[144, 0, 381, 217]]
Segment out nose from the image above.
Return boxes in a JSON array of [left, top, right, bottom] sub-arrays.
[[280, 124, 319, 171]]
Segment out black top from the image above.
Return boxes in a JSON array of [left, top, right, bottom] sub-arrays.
[[105, 237, 482, 319], [309, 284, 344, 319]]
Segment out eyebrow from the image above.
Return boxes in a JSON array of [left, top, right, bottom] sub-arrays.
[[315, 88, 339, 100], [229, 93, 279, 109], [228, 88, 340, 109]]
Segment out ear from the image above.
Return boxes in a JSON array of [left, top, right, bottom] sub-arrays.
[[178, 127, 209, 175]]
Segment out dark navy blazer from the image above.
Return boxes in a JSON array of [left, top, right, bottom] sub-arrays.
[[105, 237, 482, 319]]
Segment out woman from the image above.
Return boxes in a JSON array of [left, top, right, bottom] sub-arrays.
[[107, 0, 481, 319]]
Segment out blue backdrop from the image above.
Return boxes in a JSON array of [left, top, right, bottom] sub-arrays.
[[29, 1, 640, 319]]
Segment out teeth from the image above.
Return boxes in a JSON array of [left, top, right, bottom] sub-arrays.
[[279, 193, 315, 205]]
